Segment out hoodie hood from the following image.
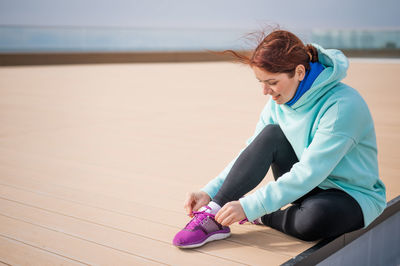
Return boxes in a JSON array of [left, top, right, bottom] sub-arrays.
[[289, 43, 349, 110]]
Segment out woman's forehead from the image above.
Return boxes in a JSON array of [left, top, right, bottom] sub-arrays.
[[252, 66, 284, 80]]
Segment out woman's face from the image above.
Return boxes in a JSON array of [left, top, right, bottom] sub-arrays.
[[252, 65, 305, 104]]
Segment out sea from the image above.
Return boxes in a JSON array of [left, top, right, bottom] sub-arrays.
[[0, 25, 399, 53]]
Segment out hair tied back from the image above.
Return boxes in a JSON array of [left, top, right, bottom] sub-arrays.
[[305, 44, 319, 63]]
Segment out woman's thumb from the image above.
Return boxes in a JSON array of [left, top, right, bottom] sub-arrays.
[[192, 201, 204, 212]]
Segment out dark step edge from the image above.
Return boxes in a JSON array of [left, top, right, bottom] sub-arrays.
[[281, 195, 400, 266]]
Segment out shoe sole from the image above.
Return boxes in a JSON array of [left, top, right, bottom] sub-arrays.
[[175, 231, 231, 249]]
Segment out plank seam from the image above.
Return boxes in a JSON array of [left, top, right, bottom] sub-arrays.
[[0, 260, 12, 266], [0, 233, 89, 265], [0, 204, 245, 265], [0, 176, 282, 240], [0, 213, 168, 265], [0, 181, 306, 257], [0, 183, 297, 257]]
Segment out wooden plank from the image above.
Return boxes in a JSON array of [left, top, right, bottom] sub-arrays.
[[0, 177, 311, 258], [0, 163, 304, 243], [0, 215, 159, 265], [0, 148, 271, 215], [0, 126, 246, 192], [0, 235, 84, 266], [0, 184, 297, 265], [0, 146, 273, 222], [0, 197, 247, 265]]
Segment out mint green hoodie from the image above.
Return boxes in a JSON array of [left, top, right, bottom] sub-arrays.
[[201, 44, 386, 228]]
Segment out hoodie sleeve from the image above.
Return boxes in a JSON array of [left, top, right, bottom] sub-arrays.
[[201, 100, 274, 199], [239, 101, 359, 222]]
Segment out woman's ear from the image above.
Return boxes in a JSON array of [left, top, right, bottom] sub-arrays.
[[296, 64, 306, 81]]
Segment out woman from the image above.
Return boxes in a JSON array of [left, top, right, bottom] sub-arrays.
[[172, 29, 386, 248]]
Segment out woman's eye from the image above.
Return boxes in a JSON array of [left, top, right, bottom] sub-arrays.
[[258, 80, 277, 85]]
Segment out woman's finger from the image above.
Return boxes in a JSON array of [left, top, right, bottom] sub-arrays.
[[220, 214, 233, 226], [184, 194, 194, 214], [214, 208, 222, 222], [192, 201, 203, 212], [215, 207, 228, 224]]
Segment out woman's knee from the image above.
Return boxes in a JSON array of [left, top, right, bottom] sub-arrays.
[[255, 124, 286, 145]]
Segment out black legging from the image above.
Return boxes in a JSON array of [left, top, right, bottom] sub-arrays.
[[212, 124, 364, 241]]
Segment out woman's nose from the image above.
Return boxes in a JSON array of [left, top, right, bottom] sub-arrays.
[[262, 84, 272, 95]]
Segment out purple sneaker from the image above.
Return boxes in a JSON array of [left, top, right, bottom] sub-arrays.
[[173, 206, 231, 248]]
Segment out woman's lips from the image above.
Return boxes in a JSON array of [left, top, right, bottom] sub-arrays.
[[272, 95, 280, 101]]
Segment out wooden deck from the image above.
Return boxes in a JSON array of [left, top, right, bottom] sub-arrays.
[[0, 60, 399, 265]]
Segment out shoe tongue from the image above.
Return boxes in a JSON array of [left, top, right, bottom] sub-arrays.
[[185, 207, 214, 230], [198, 205, 219, 215], [198, 206, 212, 213]]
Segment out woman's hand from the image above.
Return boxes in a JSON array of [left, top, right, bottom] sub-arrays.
[[184, 191, 211, 217], [215, 201, 246, 226]]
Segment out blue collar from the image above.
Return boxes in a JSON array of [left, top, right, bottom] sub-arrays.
[[286, 62, 325, 106]]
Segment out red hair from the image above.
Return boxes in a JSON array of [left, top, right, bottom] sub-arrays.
[[222, 29, 318, 78]]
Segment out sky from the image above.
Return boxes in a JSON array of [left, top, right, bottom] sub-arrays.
[[0, 0, 399, 30]]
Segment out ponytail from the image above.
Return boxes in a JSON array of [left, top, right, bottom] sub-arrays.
[[305, 44, 319, 63]]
